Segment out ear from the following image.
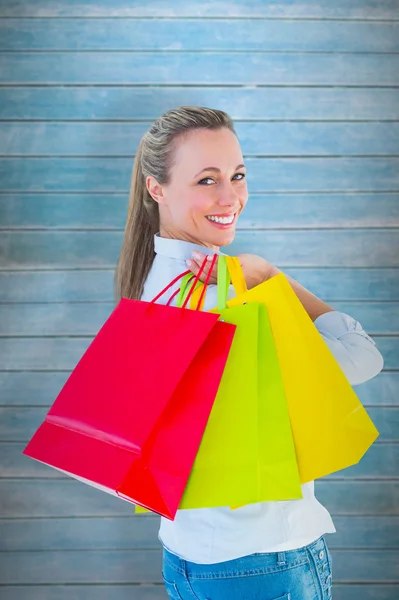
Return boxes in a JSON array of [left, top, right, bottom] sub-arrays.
[[146, 176, 166, 205]]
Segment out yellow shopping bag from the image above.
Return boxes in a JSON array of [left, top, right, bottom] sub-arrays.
[[225, 256, 379, 483]]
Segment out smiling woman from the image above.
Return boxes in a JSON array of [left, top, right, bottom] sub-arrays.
[[114, 107, 249, 300], [113, 106, 383, 600], [146, 127, 248, 248]]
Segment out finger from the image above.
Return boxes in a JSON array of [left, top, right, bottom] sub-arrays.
[[187, 255, 218, 284]]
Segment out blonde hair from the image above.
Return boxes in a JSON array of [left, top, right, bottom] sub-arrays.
[[114, 106, 236, 301]]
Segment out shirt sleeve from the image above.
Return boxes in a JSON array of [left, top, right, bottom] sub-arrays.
[[314, 311, 384, 386]]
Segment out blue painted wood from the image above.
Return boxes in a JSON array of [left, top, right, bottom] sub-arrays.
[[1, 87, 398, 121], [1, 269, 398, 303], [228, 230, 399, 267], [2, 230, 398, 269], [0, 515, 397, 551], [1, 53, 398, 85], [0, 549, 164, 584], [1, 479, 397, 517], [2, 158, 398, 193], [0, 547, 398, 583], [374, 337, 399, 371], [1, 2, 397, 595], [1, 406, 394, 442], [0, 0, 397, 19], [1, 371, 396, 407], [0, 585, 397, 600], [0, 301, 396, 336], [3, 440, 397, 479], [1, 19, 398, 52], [334, 587, 399, 600], [3, 122, 399, 156]]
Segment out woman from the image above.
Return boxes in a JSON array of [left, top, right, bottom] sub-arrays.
[[115, 107, 383, 600]]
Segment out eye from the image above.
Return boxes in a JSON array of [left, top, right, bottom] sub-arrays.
[[198, 173, 246, 185]]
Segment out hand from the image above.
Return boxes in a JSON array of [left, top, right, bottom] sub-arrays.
[[186, 251, 280, 289]]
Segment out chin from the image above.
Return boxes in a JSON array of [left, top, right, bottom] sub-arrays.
[[208, 229, 236, 249]]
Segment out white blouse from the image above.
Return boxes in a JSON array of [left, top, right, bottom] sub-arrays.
[[141, 234, 384, 564]]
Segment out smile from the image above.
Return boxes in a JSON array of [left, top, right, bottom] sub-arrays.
[[205, 213, 236, 225]]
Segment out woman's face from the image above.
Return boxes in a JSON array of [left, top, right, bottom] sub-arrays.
[[147, 127, 248, 250]]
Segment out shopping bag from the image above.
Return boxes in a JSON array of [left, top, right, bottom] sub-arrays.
[[175, 256, 302, 507], [225, 257, 379, 483], [23, 256, 236, 519]]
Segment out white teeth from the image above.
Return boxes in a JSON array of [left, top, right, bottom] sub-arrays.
[[206, 215, 235, 225]]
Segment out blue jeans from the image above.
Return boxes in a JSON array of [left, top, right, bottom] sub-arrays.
[[162, 535, 333, 600]]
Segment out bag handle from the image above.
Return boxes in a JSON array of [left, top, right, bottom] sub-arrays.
[[174, 255, 247, 311], [217, 255, 230, 311], [188, 254, 229, 311], [150, 254, 209, 306], [183, 255, 232, 311], [150, 269, 191, 304], [168, 254, 218, 311], [225, 256, 248, 296], [166, 273, 196, 307]]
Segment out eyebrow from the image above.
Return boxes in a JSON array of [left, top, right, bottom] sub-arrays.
[[194, 164, 246, 178]]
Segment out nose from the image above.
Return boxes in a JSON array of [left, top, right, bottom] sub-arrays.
[[217, 182, 240, 207]]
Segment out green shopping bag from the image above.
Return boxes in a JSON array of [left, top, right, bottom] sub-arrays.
[[136, 256, 302, 513], [182, 257, 302, 507]]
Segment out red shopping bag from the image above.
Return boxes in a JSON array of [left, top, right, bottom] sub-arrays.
[[23, 256, 236, 519]]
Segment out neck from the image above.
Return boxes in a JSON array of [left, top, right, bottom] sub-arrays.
[[159, 225, 219, 252]]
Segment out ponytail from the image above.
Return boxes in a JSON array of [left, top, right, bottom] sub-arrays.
[[114, 139, 159, 301]]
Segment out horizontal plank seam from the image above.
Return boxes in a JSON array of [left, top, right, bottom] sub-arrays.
[[1, 16, 399, 22], [2, 49, 399, 55], [1, 84, 399, 90]]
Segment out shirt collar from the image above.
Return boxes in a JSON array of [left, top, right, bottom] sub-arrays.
[[154, 233, 222, 261]]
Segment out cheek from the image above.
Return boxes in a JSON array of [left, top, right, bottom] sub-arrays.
[[189, 191, 214, 217]]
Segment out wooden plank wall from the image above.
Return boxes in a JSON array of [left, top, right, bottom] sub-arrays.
[[0, 1, 398, 598]]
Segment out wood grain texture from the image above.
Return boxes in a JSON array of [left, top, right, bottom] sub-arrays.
[[1, 53, 399, 85], [0, 0, 398, 19], [1, 87, 398, 121], [1, 1, 398, 596], [1, 19, 398, 52]]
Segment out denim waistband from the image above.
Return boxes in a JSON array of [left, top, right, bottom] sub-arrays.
[[163, 535, 327, 577]]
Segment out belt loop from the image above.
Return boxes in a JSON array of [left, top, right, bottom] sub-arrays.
[[277, 551, 286, 565]]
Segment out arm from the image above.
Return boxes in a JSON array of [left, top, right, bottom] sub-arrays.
[[188, 250, 384, 386]]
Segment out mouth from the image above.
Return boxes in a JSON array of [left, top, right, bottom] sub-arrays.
[[205, 212, 238, 228]]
